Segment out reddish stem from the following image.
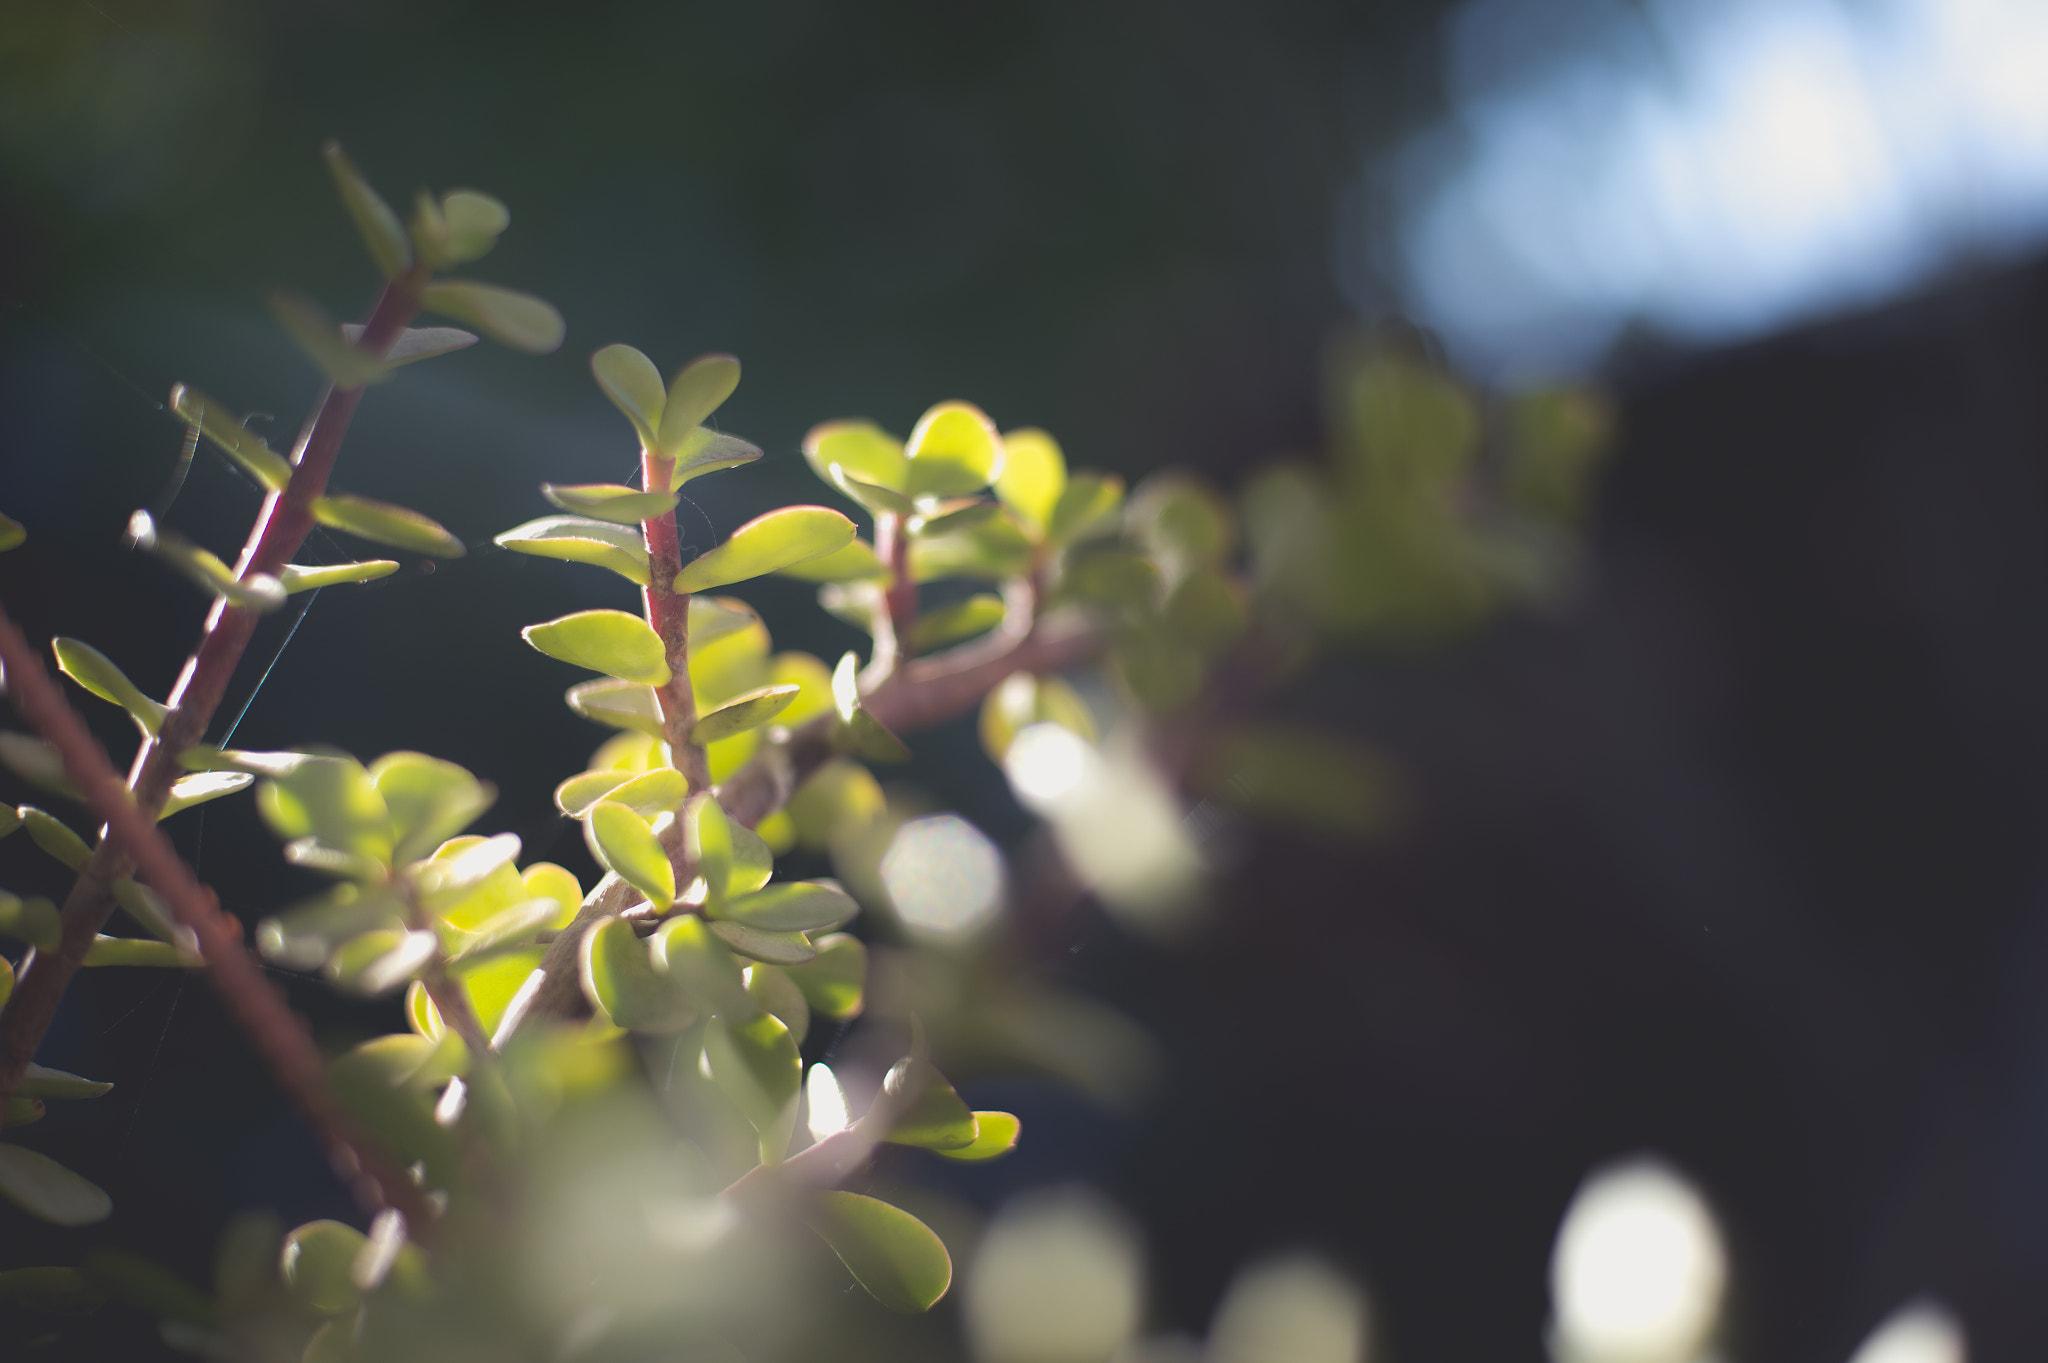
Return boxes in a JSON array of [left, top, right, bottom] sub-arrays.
[[640, 450, 709, 794]]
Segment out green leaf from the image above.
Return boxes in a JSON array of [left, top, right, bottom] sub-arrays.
[[784, 933, 866, 1019], [1128, 471, 1235, 574], [342, 323, 479, 365], [542, 482, 679, 525], [522, 862, 584, 930], [1060, 548, 1161, 615], [0, 511, 22, 552], [564, 678, 666, 736], [935, 1110, 1022, 1161], [0, 955, 12, 1010], [83, 936, 191, 967], [270, 290, 395, 387], [804, 420, 908, 493], [160, 770, 253, 819], [825, 464, 916, 517], [745, 964, 811, 1046], [168, 384, 292, 492], [523, 609, 672, 686], [0, 803, 17, 835], [658, 353, 742, 456], [703, 1010, 801, 1160], [0, 1266, 102, 1314], [322, 141, 410, 279], [496, 514, 650, 585], [4, 1095, 39, 1125], [445, 896, 559, 964], [18, 806, 89, 871], [255, 884, 406, 969], [279, 559, 401, 593], [649, 914, 747, 1016], [775, 538, 890, 583], [127, 510, 286, 610], [587, 801, 674, 909], [370, 751, 495, 865], [280, 1220, 366, 1316], [707, 921, 817, 965], [591, 343, 666, 448], [884, 1058, 979, 1150], [112, 878, 181, 944], [0, 893, 62, 952], [52, 637, 167, 735], [910, 594, 1005, 652], [1163, 566, 1246, 655], [769, 652, 836, 727], [410, 832, 521, 904], [325, 928, 437, 995], [690, 594, 761, 649], [804, 1192, 952, 1313], [831, 653, 911, 763], [910, 500, 1001, 539], [996, 428, 1067, 533], [603, 767, 687, 817], [684, 791, 735, 904], [673, 506, 858, 593], [695, 685, 799, 745], [257, 754, 392, 861], [904, 401, 1004, 498], [0, 733, 80, 799], [420, 280, 565, 355], [1046, 471, 1127, 547], [580, 915, 696, 1033], [312, 492, 465, 558], [668, 427, 765, 488], [713, 881, 858, 933], [0, 1144, 112, 1227], [907, 509, 1036, 583], [437, 189, 510, 264], [729, 818, 775, 896], [20, 1064, 112, 1099], [554, 770, 628, 817], [978, 671, 1097, 763]]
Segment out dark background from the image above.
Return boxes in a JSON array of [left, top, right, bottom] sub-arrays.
[[5, 1, 2048, 1359]]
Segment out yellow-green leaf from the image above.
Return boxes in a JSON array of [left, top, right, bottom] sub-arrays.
[[322, 141, 410, 279], [19, 806, 89, 871], [270, 291, 395, 387], [313, 493, 465, 558], [420, 280, 565, 355], [587, 801, 674, 909], [168, 385, 292, 492], [564, 678, 666, 736], [935, 1111, 1022, 1161], [673, 506, 857, 594], [437, 189, 509, 264], [496, 515, 649, 585], [713, 881, 857, 934], [0, 1145, 112, 1227], [161, 770, 253, 819], [83, 936, 190, 968], [1046, 471, 1126, 547], [804, 420, 908, 493], [784, 932, 866, 1019], [775, 538, 890, 583], [281, 1220, 365, 1316], [0, 512, 23, 552], [580, 915, 696, 1033], [684, 791, 735, 904], [20, 1064, 112, 1100], [996, 428, 1066, 533], [127, 511, 286, 611], [904, 401, 1004, 498], [703, 1010, 801, 1160], [591, 343, 665, 448], [668, 427, 764, 488], [603, 767, 687, 818], [554, 769, 629, 817], [279, 560, 400, 593], [910, 594, 1005, 652], [523, 610, 671, 686], [694, 685, 799, 745], [804, 1192, 952, 1313], [52, 637, 166, 735], [707, 921, 816, 965], [658, 353, 742, 456], [542, 483, 678, 525], [978, 671, 1096, 762], [884, 1058, 979, 1151], [0, 893, 62, 952], [648, 914, 747, 1016], [342, 324, 478, 365]]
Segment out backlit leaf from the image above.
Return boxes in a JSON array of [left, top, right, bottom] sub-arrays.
[[270, 290, 395, 387], [768, 652, 836, 726], [603, 767, 687, 818], [712, 881, 858, 934], [673, 506, 858, 594], [775, 538, 890, 583], [554, 769, 627, 816], [1128, 471, 1235, 577], [325, 929, 436, 995], [341, 324, 478, 365], [281, 1220, 366, 1316], [996, 428, 1066, 533], [707, 921, 816, 965], [591, 343, 666, 448], [1046, 471, 1126, 547], [279, 560, 400, 593], [826, 464, 916, 517], [257, 755, 392, 862], [694, 685, 799, 745], [587, 801, 674, 909], [935, 1111, 1022, 1161], [684, 791, 735, 904], [322, 141, 410, 279], [978, 672, 1097, 763], [884, 1058, 979, 1150], [523, 862, 584, 930], [904, 401, 1004, 498], [437, 189, 510, 264], [420, 280, 565, 354], [746, 964, 810, 1046], [831, 653, 911, 763], [581, 915, 696, 1034], [111, 879, 180, 943], [168, 384, 292, 491], [564, 678, 667, 737], [542, 482, 679, 525], [370, 751, 495, 865], [0, 1145, 112, 1227], [668, 428, 764, 488], [804, 420, 908, 493], [910, 594, 1005, 652], [313, 493, 465, 557], [52, 637, 167, 735], [18, 806, 89, 871], [649, 914, 747, 1016], [83, 936, 190, 968], [908, 509, 1035, 583], [658, 353, 742, 456], [703, 1010, 801, 1160], [784, 932, 866, 1019], [160, 770, 253, 819], [804, 1192, 952, 1313], [127, 510, 286, 610], [524, 610, 672, 686], [19, 1064, 112, 1099], [496, 514, 650, 585]]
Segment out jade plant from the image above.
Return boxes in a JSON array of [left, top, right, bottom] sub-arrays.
[[0, 145, 1608, 1360]]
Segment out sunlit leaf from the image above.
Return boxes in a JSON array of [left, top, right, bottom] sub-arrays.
[[0, 1145, 112, 1227], [565, 678, 667, 737], [978, 672, 1096, 763], [766, 652, 836, 728], [684, 791, 735, 904], [542, 482, 679, 525], [411, 832, 521, 904], [438, 189, 510, 264], [52, 637, 167, 735], [279, 559, 400, 593], [581, 915, 696, 1034], [341, 323, 478, 365], [322, 141, 410, 279], [884, 1058, 979, 1150], [111, 879, 180, 943], [910, 594, 1005, 652], [496, 514, 649, 585], [521, 861, 584, 930], [689, 595, 760, 650], [160, 770, 253, 819], [712, 880, 857, 934], [325, 928, 437, 995], [908, 508, 1035, 583], [281, 1220, 366, 1316], [447, 897, 558, 964], [371, 751, 495, 865], [668, 427, 765, 488], [649, 914, 748, 1016], [704, 1010, 801, 1160], [695, 684, 799, 745], [169, 384, 292, 492], [127, 510, 287, 610], [329, 1040, 460, 1189], [257, 755, 392, 863], [805, 1192, 952, 1313], [658, 353, 742, 457], [270, 291, 395, 387], [831, 652, 911, 763], [706, 921, 816, 965], [603, 767, 687, 818], [524, 609, 672, 686], [17, 806, 89, 871], [673, 506, 858, 593], [785, 763, 886, 854], [935, 1111, 1022, 1161], [904, 401, 1004, 498], [804, 420, 908, 493], [746, 964, 811, 1046], [826, 463, 917, 517], [911, 501, 1002, 540], [996, 428, 1066, 533], [313, 492, 464, 558], [775, 538, 890, 583], [784, 932, 866, 1019], [19, 1064, 112, 1100], [590, 343, 666, 447], [83, 936, 190, 968], [587, 801, 674, 909], [254, 884, 406, 970], [1045, 471, 1126, 547], [420, 280, 565, 354]]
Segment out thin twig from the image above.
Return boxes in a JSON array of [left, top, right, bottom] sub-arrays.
[[0, 601, 435, 1230]]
